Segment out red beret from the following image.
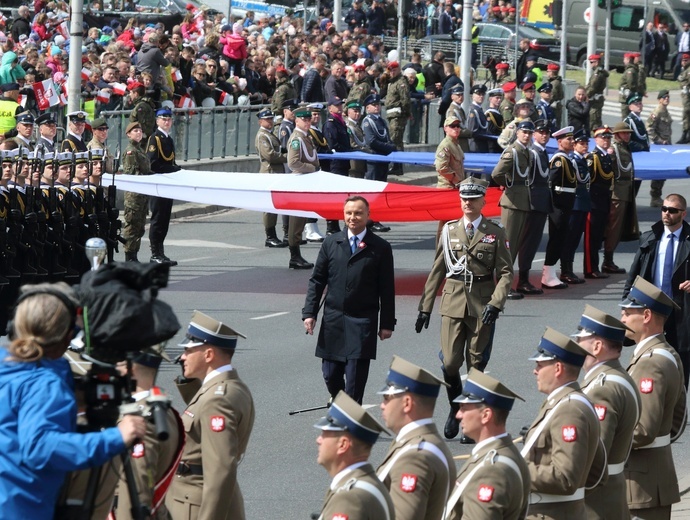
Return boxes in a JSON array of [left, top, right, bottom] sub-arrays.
[[521, 82, 535, 91], [354, 64, 366, 71], [588, 54, 601, 61], [276, 66, 288, 74], [547, 63, 559, 71], [128, 81, 144, 91], [387, 61, 400, 70], [502, 81, 517, 92], [492, 6, 501, 11], [496, 62, 509, 70], [683, 53, 690, 60]]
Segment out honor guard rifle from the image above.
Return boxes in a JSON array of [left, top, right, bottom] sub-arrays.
[[46, 153, 68, 279], [106, 146, 124, 262], [26, 147, 47, 278], [94, 151, 111, 253], [10, 147, 37, 277], [0, 151, 14, 283], [64, 152, 83, 279], [84, 150, 100, 238]]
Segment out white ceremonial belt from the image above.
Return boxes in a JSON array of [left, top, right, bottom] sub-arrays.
[[386, 107, 402, 115], [636, 434, 670, 450], [554, 186, 576, 193], [608, 462, 625, 475], [529, 488, 584, 504]]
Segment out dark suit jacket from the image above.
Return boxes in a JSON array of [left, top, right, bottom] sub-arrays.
[[624, 220, 690, 352], [302, 229, 395, 362]]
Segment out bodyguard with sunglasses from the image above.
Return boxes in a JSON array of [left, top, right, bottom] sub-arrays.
[[624, 194, 690, 387]]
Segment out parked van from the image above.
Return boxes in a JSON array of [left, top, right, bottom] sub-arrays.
[[522, 0, 689, 69]]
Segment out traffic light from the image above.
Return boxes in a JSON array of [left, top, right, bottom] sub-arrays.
[[598, 0, 607, 8], [598, 0, 623, 8]]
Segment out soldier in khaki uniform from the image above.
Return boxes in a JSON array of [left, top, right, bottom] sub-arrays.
[[492, 119, 533, 301], [314, 391, 395, 520], [87, 117, 114, 174], [128, 82, 157, 140], [445, 85, 472, 152], [345, 101, 370, 178], [446, 371, 530, 520], [547, 63, 565, 128], [620, 277, 687, 520], [573, 306, 641, 520], [499, 82, 518, 125], [603, 122, 638, 274], [619, 53, 639, 118], [254, 109, 287, 248], [434, 115, 464, 189], [648, 90, 673, 207], [679, 53, 690, 144], [286, 107, 319, 269], [522, 328, 606, 520], [166, 311, 255, 520], [385, 61, 410, 175], [497, 99, 533, 149], [586, 54, 609, 132], [635, 52, 648, 98], [376, 356, 456, 520], [121, 122, 151, 262], [416, 178, 513, 441], [270, 66, 296, 118], [347, 63, 374, 106]]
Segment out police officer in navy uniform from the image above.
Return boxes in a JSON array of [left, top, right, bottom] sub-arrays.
[[147, 108, 181, 266], [584, 125, 615, 279], [35, 113, 57, 152], [61, 111, 89, 153]]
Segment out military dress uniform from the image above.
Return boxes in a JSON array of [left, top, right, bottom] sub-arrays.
[[346, 108, 371, 178], [584, 141, 614, 277], [549, 74, 565, 128], [485, 104, 505, 153], [255, 116, 287, 246], [499, 96, 516, 125], [347, 76, 374, 106], [166, 312, 256, 520], [385, 72, 411, 159], [625, 110, 651, 152], [647, 95, 673, 203], [445, 101, 472, 152], [467, 98, 490, 153], [286, 124, 319, 249], [622, 279, 687, 519], [362, 100, 397, 181], [434, 131, 465, 189], [586, 63, 609, 131], [122, 131, 152, 260], [491, 138, 533, 266], [619, 60, 639, 118], [536, 98, 557, 134], [61, 132, 88, 153]]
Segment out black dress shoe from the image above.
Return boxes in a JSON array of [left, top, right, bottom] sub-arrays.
[[542, 281, 568, 289], [602, 262, 626, 274], [444, 411, 459, 440], [371, 222, 391, 232], [150, 254, 178, 266], [560, 272, 585, 284], [459, 434, 476, 445], [265, 237, 287, 248], [516, 282, 543, 295], [584, 271, 609, 279], [289, 257, 314, 269], [506, 289, 525, 300]]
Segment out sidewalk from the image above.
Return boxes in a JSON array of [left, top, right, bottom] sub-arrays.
[[674, 474, 690, 519]]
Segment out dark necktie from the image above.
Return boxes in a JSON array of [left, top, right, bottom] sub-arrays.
[[662, 233, 675, 296], [351, 236, 358, 254], [466, 222, 474, 241]]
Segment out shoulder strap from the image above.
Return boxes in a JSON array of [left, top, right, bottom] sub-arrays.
[[652, 347, 679, 368], [352, 480, 391, 520]]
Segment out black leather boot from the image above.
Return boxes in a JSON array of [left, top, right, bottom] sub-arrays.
[[442, 369, 463, 440], [289, 246, 314, 270], [265, 227, 287, 248], [125, 251, 139, 262], [150, 243, 178, 266], [602, 251, 625, 274], [560, 261, 585, 284], [516, 271, 543, 295]]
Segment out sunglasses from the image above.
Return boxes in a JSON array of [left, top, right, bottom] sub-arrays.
[[447, 123, 461, 128], [661, 206, 683, 214]]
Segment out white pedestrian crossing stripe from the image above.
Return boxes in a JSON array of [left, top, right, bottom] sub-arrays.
[[602, 100, 683, 119]]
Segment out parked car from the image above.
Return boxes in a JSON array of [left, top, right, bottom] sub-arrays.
[[418, 23, 562, 64]]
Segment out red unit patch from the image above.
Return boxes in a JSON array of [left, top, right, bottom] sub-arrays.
[[640, 378, 654, 394], [562, 425, 577, 442], [478, 485, 494, 502], [594, 405, 607, 421], [210, 416, 225, 432], [400, 473, 417, 492], [132, 443, 145, 458]]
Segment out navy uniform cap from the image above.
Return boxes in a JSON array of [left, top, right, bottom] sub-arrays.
[[619, 275, 680, 317], [529, 327, 588, 367], [534, 119, 550, 132], [74, 152, 89, 164], [0, 83, 20, 92], [89, 148, 105, 160], [377, 355, 446, 397], [0, 149, 18, 163], [487, 88, 503, 97], [553, 126, 574, 139], [57, 151, 73, 166], [470, 84, 487, 94], [16, 112, 35, 125], [179, 310, 247, 350], [314, 391, 391, 444], [256, 109, 274, 119], [538, 82, 553, 93], [450, 85, 464, 96], [281, 98, 299, 110], [307, 102, 324, 111], [131, 342, 171, 369], [516, 120, 535, 132], [156, 108, 173, 118], [573, 128, 588, 142], [67, 111, 88, 122], [458, 177, 488, 199], [364, 93, 381, 106], [454, 369, 524, 410], [35, 112, 56, 126], [572, 304, 631, 343], [327, 96, 343, 106]]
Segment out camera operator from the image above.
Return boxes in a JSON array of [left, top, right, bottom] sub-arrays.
[[0, 283, 146, 517], [114, 345, 184, 520]]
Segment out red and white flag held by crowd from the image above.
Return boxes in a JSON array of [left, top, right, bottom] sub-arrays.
[[217, 90, 231, 106], [172, 69, 183, 82], [81, 67, 91, 81], [57, 21, 69, 40], [96, 89, 111, 104], [59, 83, 68, 106], [112, 83, 127, 96], [33, 79, 60, 111], [177, 94, 196, 109], [16, 95, 27, 108]]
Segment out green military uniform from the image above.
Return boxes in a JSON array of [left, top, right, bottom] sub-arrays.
[[604, 135, 638, 264], [636, 63, 648, 98], [499, 97, 515, 125], [347, 77, 373, 106], [586, 66, 609, 131], [286, 126, 319, 248], [445, 102, 472, 152], [385, 74, 411, 155], [166, 365, 255, 520], [122, 138, 151, 257], [434, 135, 464, 188], [270, 77, 296, 116], [255, 125, 287, 242], [321, 463, 395, 519], [549, 75, 564, 128], [346, 114, 370, 178], [648, 101, 673, 145], [130, 97, 157, 139], [679, 60, 690, 139], [619, 62, 639, 118]]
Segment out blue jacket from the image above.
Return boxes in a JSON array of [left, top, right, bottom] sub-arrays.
[[0, 347, 126, 517]]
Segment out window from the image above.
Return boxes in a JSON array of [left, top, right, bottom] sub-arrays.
[[611, 6, 645, 32]]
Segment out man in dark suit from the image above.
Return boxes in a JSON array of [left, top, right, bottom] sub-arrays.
[[624, 193, 690, 387], [302, 195, 396, 404], [653, 24, 670, 78]]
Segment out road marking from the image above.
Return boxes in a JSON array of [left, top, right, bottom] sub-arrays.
[[164, 239, 254, 250], [251, 312, 290, 320], [178, 256, 215, 263]]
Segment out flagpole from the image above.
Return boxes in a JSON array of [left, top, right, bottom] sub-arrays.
[[67, 0, 84, 114]]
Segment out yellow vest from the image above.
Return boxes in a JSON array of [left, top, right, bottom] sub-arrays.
[[0, 99, 18, 134]]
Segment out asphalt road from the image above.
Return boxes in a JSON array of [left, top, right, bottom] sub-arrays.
[[135, 177, 690, 519]]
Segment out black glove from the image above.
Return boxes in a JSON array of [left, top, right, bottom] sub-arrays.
[[481, 304, 500, 326], [415, 311, 430, 333]]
